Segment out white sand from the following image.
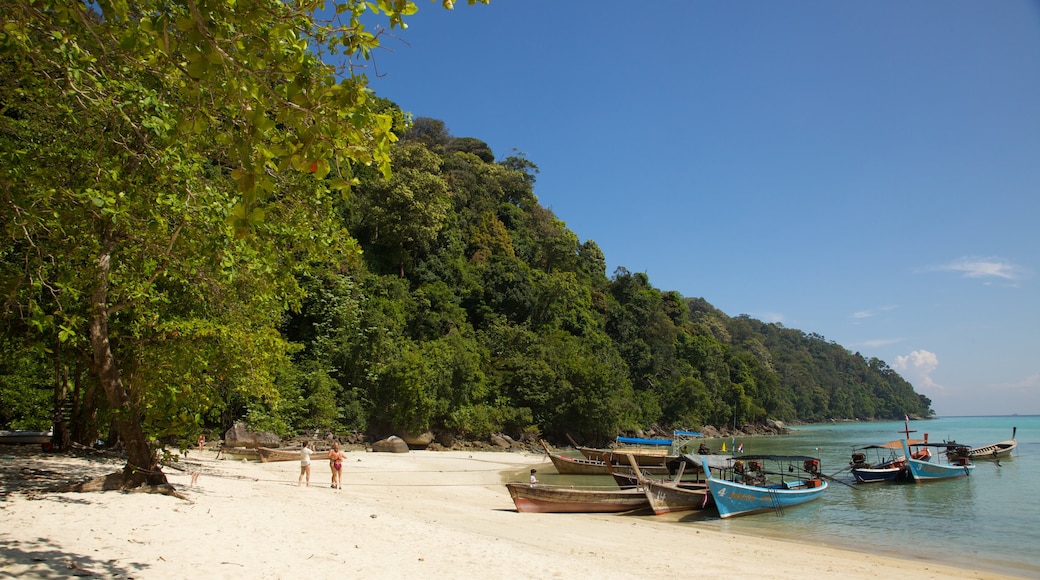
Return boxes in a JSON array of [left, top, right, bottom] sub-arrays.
[[0, 446, 1022, 579]]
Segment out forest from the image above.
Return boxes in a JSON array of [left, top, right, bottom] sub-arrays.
[[1, 1, 930, 486]]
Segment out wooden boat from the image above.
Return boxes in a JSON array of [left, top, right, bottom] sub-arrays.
[[540, 440, 613, 475], [258, 447, 330, 463], [848, 437, 929, 484], [621, 454, 712, 515], [945, 427, 1017, 462], [504, 482, 649, 514], [901, 439, 974, 481], [0, 430, 52, 445], [700, 454, 828, 518], [540, 440, 671, 476], [217, 446, 261, 461], [565, 434, 676, 468]]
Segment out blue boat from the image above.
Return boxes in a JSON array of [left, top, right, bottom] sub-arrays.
[[700, 455, 828, 518], [848, 438, 929, 483], [901, 439, 975, 481]]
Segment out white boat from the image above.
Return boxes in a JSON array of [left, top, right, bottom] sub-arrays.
[[0, 430, 53, 445], [945, 427, 1017, 462]]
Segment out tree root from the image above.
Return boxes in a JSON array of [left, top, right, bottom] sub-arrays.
[[51, 471, 189, 500]]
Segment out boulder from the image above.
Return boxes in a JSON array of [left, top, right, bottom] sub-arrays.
[[399, 431, 434, 450], [372, 435, 409, 453], [490, 434, 511, 449], [223, 423, 280, 449]]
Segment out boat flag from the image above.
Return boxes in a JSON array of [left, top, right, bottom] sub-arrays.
[[905, 413, 910, 421]]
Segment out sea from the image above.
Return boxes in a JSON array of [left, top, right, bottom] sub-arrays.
[[533, 416, 1038, 578]]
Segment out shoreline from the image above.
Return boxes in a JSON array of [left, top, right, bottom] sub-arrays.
[[0, 446, 1025, 579]]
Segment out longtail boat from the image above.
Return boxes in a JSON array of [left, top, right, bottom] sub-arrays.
[[620, 454, 712, 515], [257, 447, 330, 463], [945, 427, 1017, 462], [701, 454, 828, 518], [505, 482, 649, 513]]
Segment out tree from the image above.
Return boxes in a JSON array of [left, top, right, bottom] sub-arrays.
[[0, 0, 488, 489]]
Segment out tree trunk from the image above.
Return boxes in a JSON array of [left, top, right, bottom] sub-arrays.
[[89, 245, 168, 488]]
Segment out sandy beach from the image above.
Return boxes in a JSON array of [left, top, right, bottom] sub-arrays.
[[0, 446, 1022, 579]]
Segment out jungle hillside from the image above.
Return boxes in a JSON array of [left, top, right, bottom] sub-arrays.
[[1, 1, 931, 482]]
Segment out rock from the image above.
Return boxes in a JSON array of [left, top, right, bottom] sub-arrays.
[[223, 423, 280, 449], [400, 431, 434, 450], [435, 432, 456, 448], [372, 436, 409, 453], [490, 434, 511, 448]]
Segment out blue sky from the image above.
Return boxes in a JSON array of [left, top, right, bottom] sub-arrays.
[[363, 1, 1040, 416]]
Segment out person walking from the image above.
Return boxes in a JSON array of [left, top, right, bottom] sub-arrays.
[[298, 441, 313, 487], [328, 442, 346, 489]]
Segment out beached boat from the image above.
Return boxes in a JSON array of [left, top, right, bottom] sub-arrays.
[[621, 454, 713, 515], [0, 430, 52, 445], [565, 434, 676, 469], [945, 427, 1017, 462], [258, 447, 331, 463], [505, 482, 650, 514], [540, 440, 613, 475], [541, 440, 672, 477], [217, 446, 261, 461], [901, 439, 974, 481], [700, 454, 828, 518]]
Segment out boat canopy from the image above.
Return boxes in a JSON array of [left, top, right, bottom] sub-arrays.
[[679, 454, 735, 470], [616, 436, 671, 446], [858, 439, 925, 450], [725, 454, 820, 463]]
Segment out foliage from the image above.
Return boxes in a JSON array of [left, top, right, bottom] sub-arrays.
[[0, 0, 933, 459]]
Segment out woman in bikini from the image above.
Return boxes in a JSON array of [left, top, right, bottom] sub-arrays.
[[329, 442, 345, 489]]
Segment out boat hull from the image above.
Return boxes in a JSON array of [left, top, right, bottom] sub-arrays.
[[851, 466, 908, 483], [0, 430, 52, 445], [706, 477, 827, 518], [505, 483, 649, 514], [642, 480, 711, 515], [258, 447, 330, 463], [902, 440, 974, 481]]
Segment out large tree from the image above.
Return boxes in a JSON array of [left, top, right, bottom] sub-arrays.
[[0, 0, 487, 489]]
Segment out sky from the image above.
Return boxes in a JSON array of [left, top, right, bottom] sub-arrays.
[[361, 1, 1040, 417]]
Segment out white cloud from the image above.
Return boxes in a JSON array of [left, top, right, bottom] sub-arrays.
[[858, 338, 904, 348], [988, 372, 1040, 391], [851, 305, 897, 321], [929, 257, 1028, 281], [893, 349, 943, 393]]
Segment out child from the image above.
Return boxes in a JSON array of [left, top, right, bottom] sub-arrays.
[[529, 468, 538, 485]]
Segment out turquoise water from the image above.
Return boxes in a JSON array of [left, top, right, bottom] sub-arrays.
[[539, 416, 1038, 578]]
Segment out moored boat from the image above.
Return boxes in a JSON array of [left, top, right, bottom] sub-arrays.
[[0, 430, 53, 445], [565, 434, 676, 469], [541, 440, 672, 477], [217, 446, 261, 460], [701, 454, 828, 518], [505, 482, 649, 514], [848, 438, 928, 484], [901, 439, 974, 481], [945, 427, 1017, 462], [258, 446, 331, 463], [621, 454, 714, 515]]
